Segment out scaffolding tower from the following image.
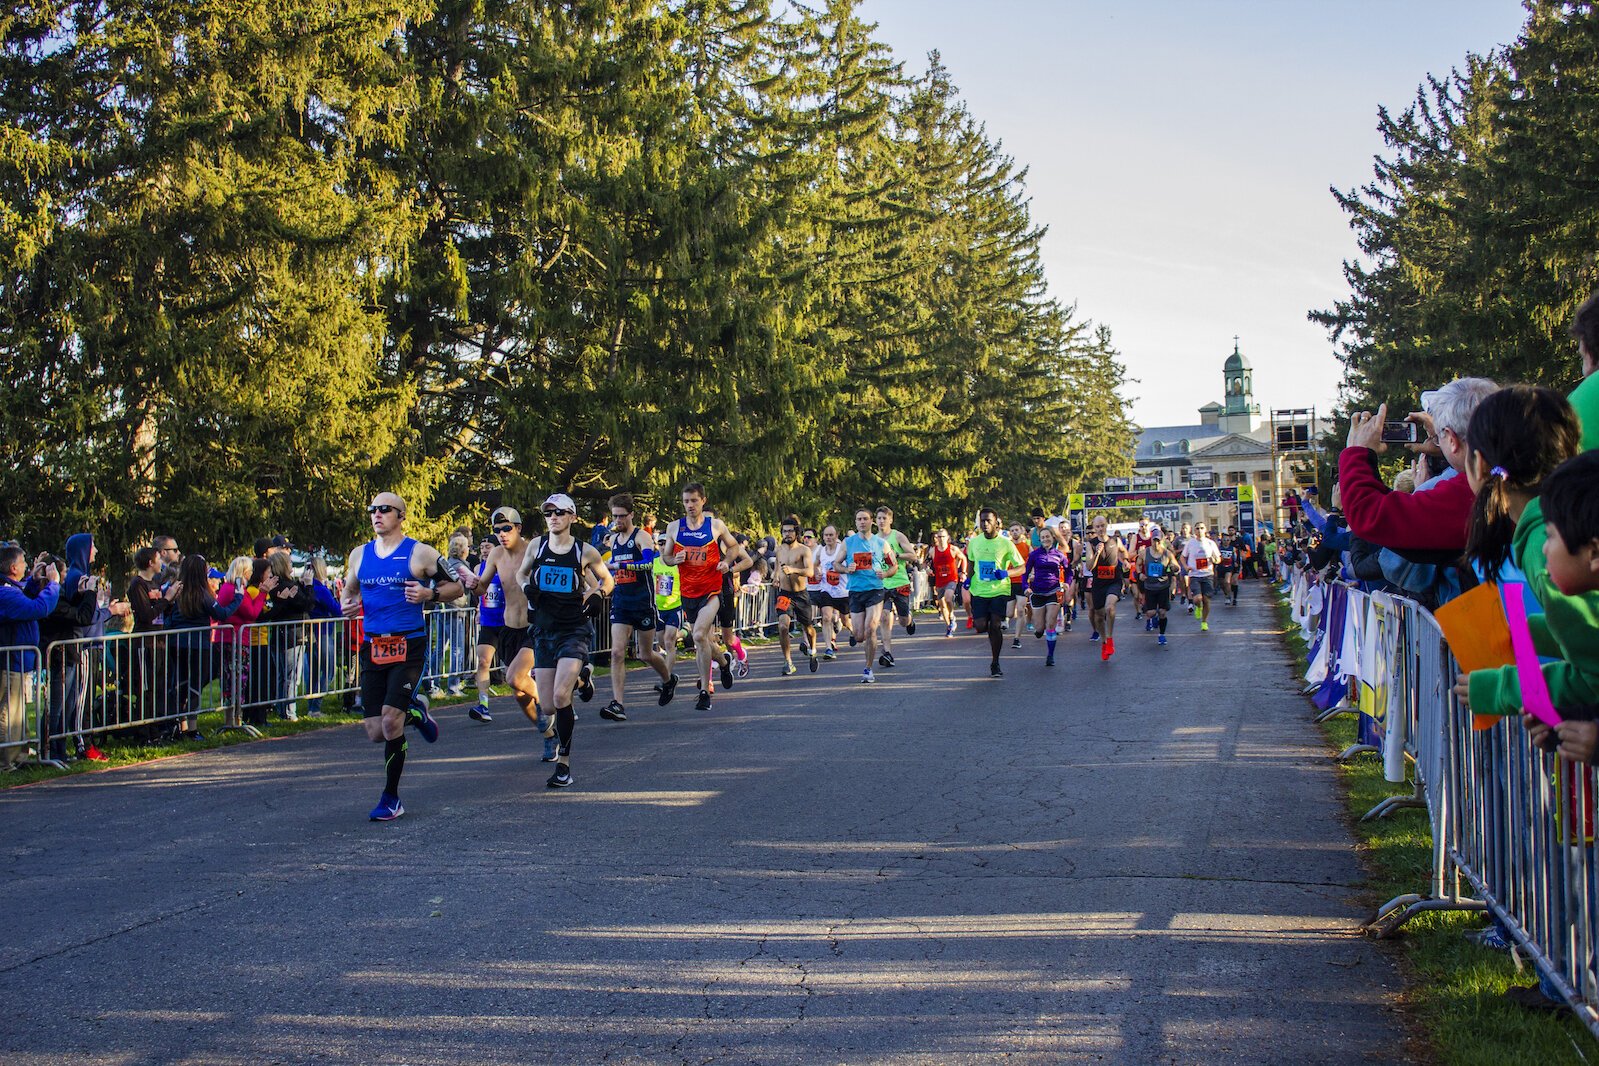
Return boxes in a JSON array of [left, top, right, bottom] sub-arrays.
[[1269, 407, 1319, 532]]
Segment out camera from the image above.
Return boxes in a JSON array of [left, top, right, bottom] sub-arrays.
[[1380, 420, 1422, 444]]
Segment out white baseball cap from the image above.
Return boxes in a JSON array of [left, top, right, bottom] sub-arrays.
[[542, 493, 577, 513]]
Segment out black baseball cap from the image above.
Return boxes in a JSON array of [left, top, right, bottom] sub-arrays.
[[253, 537, 271, 557]]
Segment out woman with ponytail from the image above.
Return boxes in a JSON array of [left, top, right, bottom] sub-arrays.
[[1462, 385, 1582, 586]]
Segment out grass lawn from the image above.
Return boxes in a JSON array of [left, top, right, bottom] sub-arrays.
[[1272, 590, 1597, 1065]]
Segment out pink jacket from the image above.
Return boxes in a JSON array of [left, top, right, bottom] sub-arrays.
[[214, 583, 268, 645]]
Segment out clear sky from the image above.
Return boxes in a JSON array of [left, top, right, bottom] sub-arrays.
[[860, 0, 1531, 429]]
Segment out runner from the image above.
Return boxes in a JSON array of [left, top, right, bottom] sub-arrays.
[[1023, 524, 1069, 666], [1215, 524, 1238, 609], [469, 507, 529, 723], [926, 528, 967, 636], [1007, 522, 1030, 648], [1086, 514, 1126, 661], [340, 492, 468, 821], [840, 508, 895, 684], [1226, 524, 1250, 605], [812, 525, 851, 658], [874, 506, 917, 668], [650, 531, 684, 678], [1028, 507, 1049, 548], [1131, 517, 1155, 630], [774, 516, 818, 674], [481, 509, 565, 761], [966, 508, 1024, 676], [1182, 521, 1222, 632], [1174, 521, 1194, 613], [1139, 529, 1180, 646], [516, 493, 614, 788], [601, 493, 679, 722], [715, 533, 756, 685], [664, 482, 750, 711]]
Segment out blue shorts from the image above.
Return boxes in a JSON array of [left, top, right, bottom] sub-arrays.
[[656, 606, 684, 630]]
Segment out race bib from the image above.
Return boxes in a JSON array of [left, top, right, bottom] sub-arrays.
[[1220, 549, 1234, 563], [775, 594, 792, 613], [1147, 561, 1165, 579], [484, 584, 502, 609], [615, 568, 638, 584], [680, 545, 709, 567], [1095, 565, 1117, 581], [655, 573, 675, 597], [1195, 557, 1211, 571], [537, 566, 576, 594], [853, 551, 874, 571], [825, 571, 841, 586], [370, 634, 407, 665], [977, 560, 1000, 582]]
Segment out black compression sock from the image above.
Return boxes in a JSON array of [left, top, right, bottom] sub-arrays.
[[384, 736, 407, 795], [555, 704, 575, 754], [1158, 616, 1168, 634], [987, 624, 1003, 660]]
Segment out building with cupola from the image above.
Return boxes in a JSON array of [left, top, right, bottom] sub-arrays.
[[1126, 340, 1283, 532]]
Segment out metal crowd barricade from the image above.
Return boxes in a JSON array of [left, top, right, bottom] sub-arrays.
[[0, 644, 43, 767], [1284, 564, 1599, 1037], [36, 626, 239, 765]]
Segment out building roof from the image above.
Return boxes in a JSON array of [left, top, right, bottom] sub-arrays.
[[1134, 422, 1226, 460], [1224, 344, 1250, 372]]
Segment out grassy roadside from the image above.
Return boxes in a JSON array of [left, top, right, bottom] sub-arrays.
[[1272, 592, 1595, 1065]]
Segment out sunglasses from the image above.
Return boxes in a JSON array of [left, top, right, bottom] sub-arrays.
[[610, 512, 630, 519], [543, 508, 572, 518], [492, 524, 515, 534], [368, 504, 401, 515]]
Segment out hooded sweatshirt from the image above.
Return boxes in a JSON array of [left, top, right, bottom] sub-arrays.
[[61, 532, 111, 641], [1467, 496, 1599, 717]]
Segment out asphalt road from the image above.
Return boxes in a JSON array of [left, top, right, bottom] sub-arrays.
[[1, 585, 1406, 1064]]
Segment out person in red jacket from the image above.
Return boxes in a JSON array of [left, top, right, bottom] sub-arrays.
[[1338, 377, 1497, 553]]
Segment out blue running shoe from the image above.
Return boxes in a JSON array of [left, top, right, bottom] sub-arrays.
[[1158, 635, 1168, 646], [1090, 630, 1100, 641], [542, 733, 559, 762], [369, 792, 404, 821], [406, 693, 439, 743]]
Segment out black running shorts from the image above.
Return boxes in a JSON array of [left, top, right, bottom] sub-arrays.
[[360, 635, 426, 716]]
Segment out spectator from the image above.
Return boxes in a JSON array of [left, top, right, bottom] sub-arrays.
[[1569, 290, 1599, 450], [164, 553, 246, 740], [239, 558, 282, 727], [589, 507, 611, 551], [216, 557, 268, 729], [1459, 445, 1599, 737], [125, 545, 176, 740], [262, 552, 309, 721], [39, 533, 129, 762], [1338, 377, 1498, 552], [302, 555, 340, 715], [0, 548, 60, 768], [152, 534, 181, 577]]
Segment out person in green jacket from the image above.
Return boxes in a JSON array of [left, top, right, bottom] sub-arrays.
[[1457, 445, 1599, 763], [1569, 290, 1599, 451]]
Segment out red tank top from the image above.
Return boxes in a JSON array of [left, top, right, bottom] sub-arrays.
[[673, 515, 724, 598], [931, 546, 960, 585]]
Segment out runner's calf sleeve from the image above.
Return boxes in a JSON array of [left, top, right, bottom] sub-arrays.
[[987, 625, 1003, 660], [384, 736, 407, 795], [1158, 616, 1168, 634], [555, 704, 575, 751]]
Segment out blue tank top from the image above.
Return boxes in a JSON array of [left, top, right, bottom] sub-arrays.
[[843, 533, 886, 592], [360, 537, 425, 638], [477, 561, 505, 627]]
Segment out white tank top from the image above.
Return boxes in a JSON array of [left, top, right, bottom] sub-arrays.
[[812, 542, 846, 594]]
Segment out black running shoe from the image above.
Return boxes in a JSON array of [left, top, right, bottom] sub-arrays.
[[906, 620, 916, 635], [990, 661, 1003, 677], [600, 699, 627, 722], [1035, 628, 1044, 639], [809, 649, 819, 673], [1011, 637, 1021, 649], [547, 765, 573, 789], [718, 650, 734, 691], [577, 662, 595, 702], [695, 689, 712, 712], [658, 673, 680, 706]]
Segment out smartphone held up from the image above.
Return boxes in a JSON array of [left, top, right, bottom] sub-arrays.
[[1380, 420, 1422, 445]]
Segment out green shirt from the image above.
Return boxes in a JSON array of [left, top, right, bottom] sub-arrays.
[[882, 532, 911, 590], [651, 558, 682, 612], [1572, 373, 1599, 452], [966, 533, 1023, 598]]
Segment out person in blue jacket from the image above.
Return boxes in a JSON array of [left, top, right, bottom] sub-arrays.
[[40, 532, 128, 761], [0, 545, 60, 768]]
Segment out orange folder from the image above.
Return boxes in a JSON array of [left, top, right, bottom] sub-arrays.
[[1434, 582, 1514, 730]]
